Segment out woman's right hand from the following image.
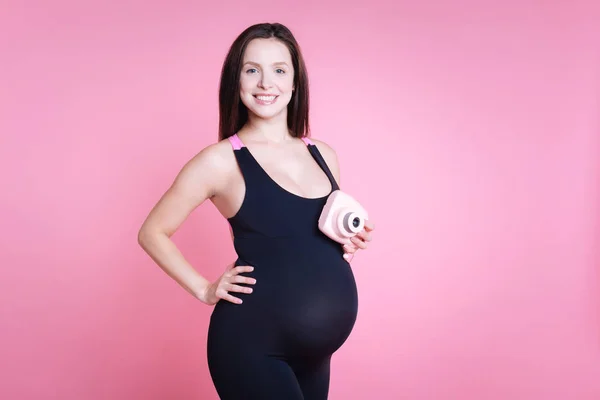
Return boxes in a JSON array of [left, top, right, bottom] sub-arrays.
[[202, 263, 256, 305]]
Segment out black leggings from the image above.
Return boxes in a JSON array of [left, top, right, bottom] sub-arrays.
[[208, 350, 331, 400]]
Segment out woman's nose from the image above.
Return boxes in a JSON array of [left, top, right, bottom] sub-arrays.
[[258, 72, 274, 89]]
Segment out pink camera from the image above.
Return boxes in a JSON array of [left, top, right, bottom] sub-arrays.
[[318, 190, 369, 245]]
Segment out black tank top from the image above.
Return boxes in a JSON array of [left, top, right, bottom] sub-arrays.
[[208, 133, 358, 360]]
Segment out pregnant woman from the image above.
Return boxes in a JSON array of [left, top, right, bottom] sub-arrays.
[[138, 22, 374, 399]]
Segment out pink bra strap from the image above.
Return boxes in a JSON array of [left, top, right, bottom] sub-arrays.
[[229, 134, 245, 150], [301, 137, 314, 146]]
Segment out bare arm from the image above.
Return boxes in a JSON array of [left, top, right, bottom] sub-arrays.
[[137, 142, 231, 304]]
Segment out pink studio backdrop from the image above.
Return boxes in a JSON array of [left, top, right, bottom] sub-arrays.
[[1, 1, 599, 399]]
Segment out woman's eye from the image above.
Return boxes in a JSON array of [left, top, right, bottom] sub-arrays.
[[246, 68, 257, 74], [276, 69, 285, 74]]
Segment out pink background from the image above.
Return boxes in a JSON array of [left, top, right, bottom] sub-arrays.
[[1, 1, 599, 399]]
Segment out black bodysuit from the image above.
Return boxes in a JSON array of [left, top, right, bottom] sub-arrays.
[[207, 134, 359, 400]]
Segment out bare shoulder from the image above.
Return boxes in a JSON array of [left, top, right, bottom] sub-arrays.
[[310, 138, 337, 159], [310, 137, 341, 183], [173, 139, 236, 199], [186, 139, 234, 170]]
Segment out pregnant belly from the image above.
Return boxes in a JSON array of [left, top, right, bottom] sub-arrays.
[[217, 235, 359, 355], [272, 255, 358, 355]]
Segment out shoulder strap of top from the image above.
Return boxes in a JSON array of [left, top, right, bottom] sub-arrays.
[[301, 137, 340, 191], [229, 134, 244, 150]]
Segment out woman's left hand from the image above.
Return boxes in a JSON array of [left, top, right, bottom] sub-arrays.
[[343, 219, 374, 262]]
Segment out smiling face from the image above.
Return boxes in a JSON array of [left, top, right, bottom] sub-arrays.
[[239, 38, 295, 121]]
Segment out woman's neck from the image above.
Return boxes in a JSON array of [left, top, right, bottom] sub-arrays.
[[242, 114, 292, 144]]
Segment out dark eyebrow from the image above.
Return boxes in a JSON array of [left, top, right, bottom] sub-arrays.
[[243, 61, 289, 67]]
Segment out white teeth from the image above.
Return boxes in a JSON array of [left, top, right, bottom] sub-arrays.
[[256, 96, 276, 101]]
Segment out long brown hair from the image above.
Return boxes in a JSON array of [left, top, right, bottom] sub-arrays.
[[217, 23, 310, 141]]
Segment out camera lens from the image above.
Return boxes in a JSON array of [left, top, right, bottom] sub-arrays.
[[341, 211, 364, 235]]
